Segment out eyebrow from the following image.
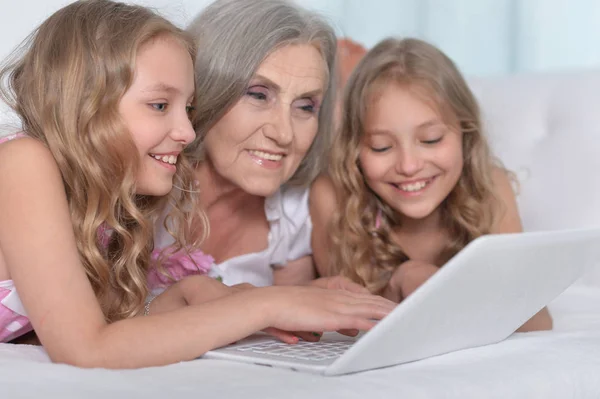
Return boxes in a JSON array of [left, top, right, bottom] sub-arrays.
[[366, 119, 445, 136], [251, 74, 324, 98], [143, 83, 180, 94], [416, 118, 445, 129], [142, 83, 195, 99]]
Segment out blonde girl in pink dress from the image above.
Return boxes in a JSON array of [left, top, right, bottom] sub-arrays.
[[0, 0, 393, 365]]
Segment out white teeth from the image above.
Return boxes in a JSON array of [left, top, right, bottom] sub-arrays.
[[398, 181, 427, 192], [249, 150, 283, 161], [151, 154, 178, 165]]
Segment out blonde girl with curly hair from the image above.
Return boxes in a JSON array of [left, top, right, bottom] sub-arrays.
[[310, 37, 552, 332], [0, 0, 394, 367]]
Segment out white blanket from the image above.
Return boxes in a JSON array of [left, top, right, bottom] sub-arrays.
[[1, 284, 600, 398]]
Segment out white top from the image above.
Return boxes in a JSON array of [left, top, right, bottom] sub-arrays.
[[154, 185, 313, 287]]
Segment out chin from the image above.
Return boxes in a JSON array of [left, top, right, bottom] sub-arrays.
[[398, 205, 440, 221], [242, 182, 280, 197], [136, 183, 173, 197]]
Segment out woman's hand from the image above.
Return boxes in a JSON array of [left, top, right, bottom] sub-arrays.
[[383, 260, 439, 303]]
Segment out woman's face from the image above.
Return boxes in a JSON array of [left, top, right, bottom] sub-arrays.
[[203, 44, 327, 196]]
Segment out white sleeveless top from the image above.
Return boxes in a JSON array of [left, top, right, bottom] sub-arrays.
[[154, 185, 313, 287]]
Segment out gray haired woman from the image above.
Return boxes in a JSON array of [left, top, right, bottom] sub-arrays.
[[147, 0, 390, 343]]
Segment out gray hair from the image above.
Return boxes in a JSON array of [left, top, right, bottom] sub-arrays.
[[186, 0, 337, 187]]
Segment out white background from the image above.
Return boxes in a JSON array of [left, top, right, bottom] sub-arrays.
[[1, 0, 600, 77]]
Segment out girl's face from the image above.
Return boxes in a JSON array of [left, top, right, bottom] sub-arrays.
[[202, 44, 327, 196], [358, 83, 464, 224], [119, 35, 196, 196]]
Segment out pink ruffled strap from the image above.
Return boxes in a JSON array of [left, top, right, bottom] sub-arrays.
[[148, 247, 215, 290], [0, 132, 27, 145], [97, 222, 113, 249], [375, 208, 382, 228]]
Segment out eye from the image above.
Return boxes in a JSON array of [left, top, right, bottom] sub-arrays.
[[186, 105, 196, 115], [420, 125, 447, 144], [300, 104, 314, 113], [150, 103, 168, 112], [371, 146, 391, 153], [295, 98, 317, 114], [421, 137, 443, 145], [246, 86, 269, 101]]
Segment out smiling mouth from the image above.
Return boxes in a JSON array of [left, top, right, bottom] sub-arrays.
[[248, 150, 284, 162], [149, 153, 178, 165], [392, 177, 436, 192]]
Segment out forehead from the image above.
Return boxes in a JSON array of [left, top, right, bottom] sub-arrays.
[[255, 44, 328, 89], [365, 84, 441, 127], [132, 36, 194, 95], [366, 80, 459, 130]]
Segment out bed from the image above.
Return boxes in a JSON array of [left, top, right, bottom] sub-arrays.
[[2, 285, 600, 398]]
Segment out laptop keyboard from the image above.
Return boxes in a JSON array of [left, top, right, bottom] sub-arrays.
[[232, 339, 353, 361]]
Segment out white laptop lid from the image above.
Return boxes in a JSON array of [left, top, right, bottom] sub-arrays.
[[326, 228, 600, 375], [205, 229, 599, 376]]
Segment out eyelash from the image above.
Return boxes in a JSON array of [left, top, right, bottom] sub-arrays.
[[371, 146, 391, 153], [246, 87, 317, 114], [422, 137, 442, 145], [149, 103, 195, 117], [150, 103, 168, 112], [298, 101, 316, 114], [246, 89, 267, 101]]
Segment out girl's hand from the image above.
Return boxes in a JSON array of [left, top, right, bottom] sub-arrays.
[[261, 286, 395, 334], [305, 277, 371, 338], [309, 275, 369, 294], [231, 282, 366, 343], [383, 260, 439, 302]]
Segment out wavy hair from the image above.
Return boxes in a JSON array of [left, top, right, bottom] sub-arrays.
[[329, 38, 507, 294], [0, 0, 206, 321], [186, 0, 337, 186]]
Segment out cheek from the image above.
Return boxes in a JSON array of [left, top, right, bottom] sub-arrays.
[[295, 120, 319, 153], [203, 128, 235, 161], [207, 111, 251, 150], [359, 152, 389, 182], [434, 136, 463, 172], [202, 132, 218, 157], [446, 143, 464, 175], [221, 105, 265, 144]]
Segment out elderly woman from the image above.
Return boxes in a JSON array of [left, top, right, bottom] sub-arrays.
[[152, 0, 357, 291], [145, 0, 391, 344]]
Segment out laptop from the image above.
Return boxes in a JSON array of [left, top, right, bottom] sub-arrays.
[[203, 228, 600, 375]]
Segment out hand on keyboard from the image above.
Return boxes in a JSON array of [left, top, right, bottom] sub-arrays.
[[258, 285, 395, 335]]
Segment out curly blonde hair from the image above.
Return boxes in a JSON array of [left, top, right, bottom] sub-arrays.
[[0, 0, 207, 321], [329, 38, 507, 294]]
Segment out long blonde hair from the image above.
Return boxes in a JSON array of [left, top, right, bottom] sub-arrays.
[[0, 0, 206, 321], [329, 38, 506, 294]]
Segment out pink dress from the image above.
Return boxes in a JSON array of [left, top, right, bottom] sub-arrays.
[[0, 132, 33, 342]]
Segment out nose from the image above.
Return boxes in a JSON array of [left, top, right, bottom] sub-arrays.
[[395, 145, 423, 176], [263, 105, 293, 147], [170, 111, 197, 146]]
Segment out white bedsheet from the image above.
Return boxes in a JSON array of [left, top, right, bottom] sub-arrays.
[[1, 284, 599, 398]]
